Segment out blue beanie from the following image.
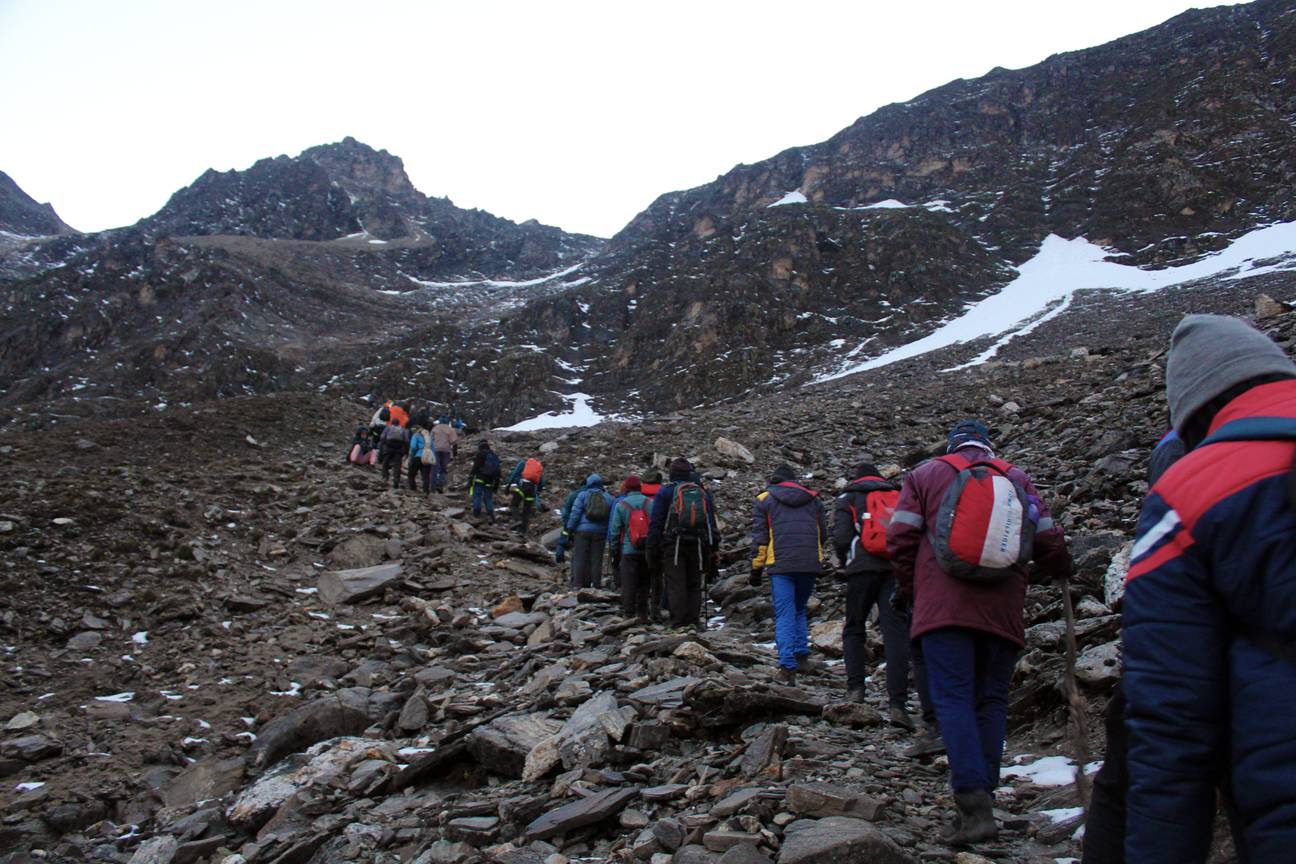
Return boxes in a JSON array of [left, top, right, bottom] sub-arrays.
[[947, 419, 992, 453]]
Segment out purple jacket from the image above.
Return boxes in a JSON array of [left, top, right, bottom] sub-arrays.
[[751, 482, 827, 575], [887, 446, 1071, 647]]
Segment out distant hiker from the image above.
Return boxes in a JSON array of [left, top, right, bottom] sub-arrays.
[[467, 440, 502, 522], [648, 457, 719, 630], [563, 474, 615, 590], [409, 402, 435, 432], [388, 401, 410, 428], [378, 422, 409, 490], [406, 425, 433, 495], [505, 455, 545, 535], [639, 469, 663, 500], [608, 475, 653, 619], [430, 419, 458, 493], [750, 464, 827, 684], [833, 461, 931, 729], [347, 426, 377, 466], [553, 480, 588, 565], [1122, 315, 1296, 864], [889, 419, 1071, 846]]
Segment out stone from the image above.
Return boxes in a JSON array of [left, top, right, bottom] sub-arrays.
[[642, 783, 689, 802], [249, 690, 370, 768], [1256, 293, 1287, 320], [651, 817, 686, 851], [161, 756, 246, 808], [524, 785, 639, 840], [715, 437, 755, 464], [228, 737, 381, 827], [786, 782, 884, 820], [628, 720, 670, 750], [712, 788, 770, 818], [556, 690, 625, 769], [809, 620, 845, 657], [632, 827, 662, 859], [1, 733, 61, 761], [821, 702, 883, 727], [412, 840, 481, 864], [1104, 540, 1133, 609], [128, 835, 180, 864], [317, 562, 402, 606], [628, 676, 699, 708], [719, 844, 772, 864], [776, 816, 914, 863], [739, 724, 787, 778], [673, 640, 721, 667], [703, 829, 761, 852], [446, 816, 500, 845], [66, 630, 102, 651], [4, 712, 39, 732], [492, 595, 525, 617], [1075, 640, 1122, 686], [674, 846, 721, 864], [326, 533, 389, 569], [285, 654, 351, 687], [398, 691, 430, 732], [85, 700, 131, 721], [496, 611, 549, 630], [467, 712, 562, 780], [523, 736, 561, 783]]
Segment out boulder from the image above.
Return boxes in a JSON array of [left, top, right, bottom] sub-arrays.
[[250, 690, 370, 768], [1075, 640, 1122, 687], [326, 533, 389, 569], [467, 713, 562, 779], [161, 756, 246, 808], [809, 620, 844, 657], [1104, 541, 1133, 609], [715, 437, 755, 464], [525, 786, 639, 840], [776, 816, 913, 863], [228, 737, 381, 828], [740, 724, 787, 778], [786, 782, 884, 820], [317, 562, 402, 606]]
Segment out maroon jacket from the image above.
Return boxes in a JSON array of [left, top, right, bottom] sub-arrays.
[[887, 446, 1071, 647]]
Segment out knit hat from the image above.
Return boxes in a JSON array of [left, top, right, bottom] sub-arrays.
[[947, 419, 992, 453], [1167, 314, 1296, 434], [623, 475, 642, 492], [851, 462, 880, 479], [769, 464, 797, 484], [668, 457, 693, 480], [477, 439, 489, 450], [642, 469, 663, 485]]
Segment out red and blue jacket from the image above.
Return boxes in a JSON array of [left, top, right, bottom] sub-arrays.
[[1123, 379, 1296, 863]]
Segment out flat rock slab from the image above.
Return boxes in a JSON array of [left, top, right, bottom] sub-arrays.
[[628, 676, 700, 709], [525, 786, 639, 840], [161, 756, 246, 808], [786, 782, 884, 820], [776, 816, 913, 864], [318, 562, 402, 606], [250, 690, 370, 768], [467, 712, 561, 780]]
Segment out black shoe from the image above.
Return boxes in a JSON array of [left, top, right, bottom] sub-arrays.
[[888, 704, 917, 731], [943, 789, 998, 845], [906, 730, 945, 758], [846, 686, 868, 703], [774, 666, 797, 686]]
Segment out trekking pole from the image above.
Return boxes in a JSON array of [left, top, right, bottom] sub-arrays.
[[1060, 573, 1093, 813]]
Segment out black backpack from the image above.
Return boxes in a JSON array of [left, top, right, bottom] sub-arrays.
[[585, 490, 611, 523], [480, 451, 501, 482]]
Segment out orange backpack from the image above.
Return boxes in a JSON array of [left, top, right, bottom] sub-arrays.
[[521, 458, 544, 483]]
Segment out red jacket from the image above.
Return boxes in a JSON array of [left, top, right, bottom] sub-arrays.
[[887, 446, 1071, 646]]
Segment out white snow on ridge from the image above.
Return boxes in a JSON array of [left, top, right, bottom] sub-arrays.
[[860, 198, 911, 210], [499, 393, 606, 432], [769, 191, 808, 207], [816, 220, 1296, 383], [406, 261, 586, 290]]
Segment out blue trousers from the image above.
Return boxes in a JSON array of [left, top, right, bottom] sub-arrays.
[[771, 572, 816, 670], [921, 626, 1019, 792], [433, 450, 451, 491], [472, 482, 494, 516]]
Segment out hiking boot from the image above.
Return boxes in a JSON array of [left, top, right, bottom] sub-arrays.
[[774, 666, 797, 686], [888, 704, 916, 731], [943, 790, 998, 846], [795, 653, 820, 674], [905, 729, 946, 759], [846, 686, 868, 704]]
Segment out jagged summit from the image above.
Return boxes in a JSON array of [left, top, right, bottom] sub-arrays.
[[0, 170, 76, 237]]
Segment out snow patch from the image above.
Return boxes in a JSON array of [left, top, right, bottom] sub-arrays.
[[500, 393, 606, 432], [768, 191, 807, 207], [816, 221, 1296, 382]]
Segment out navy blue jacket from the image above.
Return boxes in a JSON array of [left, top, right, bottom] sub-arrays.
[[751, 482, 826, 575], [1123, 380, 1296, 862]]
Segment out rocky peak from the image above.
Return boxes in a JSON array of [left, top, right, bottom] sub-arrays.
[[0, 171, 76, 237], [301, 136, 420, 202]]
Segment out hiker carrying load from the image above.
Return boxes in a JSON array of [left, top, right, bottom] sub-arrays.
[[505, 455, 545, 535], [562, 474, 614, 590], [647, 458, 718, 630]]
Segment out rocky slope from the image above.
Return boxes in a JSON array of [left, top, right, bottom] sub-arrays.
[[0, 171, 75, 238], [2, 273, 1287, 864]]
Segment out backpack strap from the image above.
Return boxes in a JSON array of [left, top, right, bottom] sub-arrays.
[[1200, 416, 1296, 446]]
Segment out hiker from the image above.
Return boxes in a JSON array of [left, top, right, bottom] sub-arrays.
[[562, 474, 614, 589], [647, 458, 719, 630], [466, 440, 502, 522], [639, 469, 663, 500], [505, 455, 545, 535], [1122, 315, 1296, 864], [406, 424, 433, 495], [553, 480, 588, 567], [750, 464, 827, 684], [833, 461, 932, 730], [409, 402, 435, 432], [888, 419, 1072, 846], [430, 419, 458, 493], [347, 426, 377, 466], [378, 421, 409, 490], [608, 476, 653, 619]]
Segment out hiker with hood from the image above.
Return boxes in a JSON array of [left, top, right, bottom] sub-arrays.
[[608, 476, 653, 620], [406, 424, 433, 495], [647, 457, 719, 630], [553, 478, 589, 565], [347, 426, 376, 466], [889, 419, 1071, 846], [430, 419, 459, 493], [505, 455, 545, 535], [378, 421, 409, 490], [751, 464, 828, 684], [1122, 315, 1296, 864], [562, 474, 615, 589], [833, 461, 931, 730], [466, 440, 502, 522]]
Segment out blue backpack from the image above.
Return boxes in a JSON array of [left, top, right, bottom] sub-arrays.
[[480, 451, 501, 482]]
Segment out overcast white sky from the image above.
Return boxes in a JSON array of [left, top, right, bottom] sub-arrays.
[[0, 0, 1244, 238]]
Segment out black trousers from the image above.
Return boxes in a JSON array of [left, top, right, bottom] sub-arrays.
[[620, 554, 649, 617], [381, 447, 404, 488], [512, 481, 536, 533], [571, 532, 605, 589], [407, 459, 431, 494], [662, 540, 706, 627], [844, 571, 928, 710], [1082, 680, 1128, 864]]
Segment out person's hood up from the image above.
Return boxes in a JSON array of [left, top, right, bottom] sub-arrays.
[[668, 457, 693, 480], [585, 473, 604, 488], [844, 475, 892, 494], [767, 482, 817, 507]]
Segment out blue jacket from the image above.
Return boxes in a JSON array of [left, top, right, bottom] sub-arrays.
[[408, 431, 427, 461], [1123, 380, 1296, 863], [751, 482, 826, 575], [647, 478, 719, 551], [607, 491, 651, 556], [566, 475, 614, 535]]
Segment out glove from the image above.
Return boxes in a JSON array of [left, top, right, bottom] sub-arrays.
[[888, 590, 913, 626], [749, 565, 764, 587], [554, 545, 566, 564]]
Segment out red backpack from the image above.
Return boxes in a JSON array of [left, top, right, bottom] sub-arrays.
[[930, 456, 1036, 583], [623, 499, 651, 550], [848, 485, 900, 559], [521, 458, 543, 483]]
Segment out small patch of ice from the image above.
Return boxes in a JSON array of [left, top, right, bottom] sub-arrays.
[[768, 191, 808, 207], [94, 692, 134, 703]]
